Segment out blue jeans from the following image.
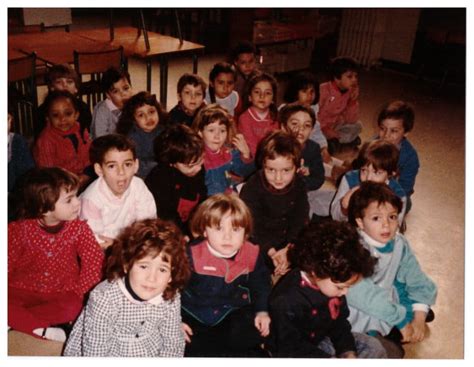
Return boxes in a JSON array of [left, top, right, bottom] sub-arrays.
[[317, 332, 387, 358]]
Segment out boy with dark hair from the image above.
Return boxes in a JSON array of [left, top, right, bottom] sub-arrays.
[[267, 220, 386, 358], [231, 41, 260, 98], [90, 67, 133, 138], [80, 134, 156, 249], [168, 73, 207, 126], [318, 56, 362, 153]]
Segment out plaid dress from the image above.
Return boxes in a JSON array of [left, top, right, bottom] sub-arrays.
[[64, 278, 184, 357]]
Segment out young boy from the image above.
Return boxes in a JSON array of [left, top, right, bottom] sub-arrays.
[[168, 73, 206, 126], [318, 57, 362, 152], [377, 100, 419, 212], [37, 64, 93, 138], [231, 41, 260, 98], [145, 124, 207, 237], [240, 130, 309, 276], [80, 134, 156, 249], [331, 139, 407, 224], [347, 181, 437, 353], [90, 67, 133, 139], [267, 220, 386, 358]]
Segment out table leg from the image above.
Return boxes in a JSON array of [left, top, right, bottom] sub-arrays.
[[159, 56, 169, 108], [146, 60, 152, 92]]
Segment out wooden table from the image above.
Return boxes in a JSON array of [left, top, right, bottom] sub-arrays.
[[74, 27, 205, 106]]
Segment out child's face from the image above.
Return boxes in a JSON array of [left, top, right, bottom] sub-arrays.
[[204, 212, 245, 256], [173, 156, 204, 177], [106, 77, 133, 109], [43, 188, 81, 226], [335, 71, 358, 91], [127, 253, 172, 301], [179, 84, 204, 115], [51, 77, 78, 95], [379, 118, 406, 146], [199, 120, 228, 152], [264, 155, 296, 190], [249, 81, 274, 113], [94, 149, 138, 198], [46, 96, 79, 132], [134, 104, 159, 133], [356, 201, 399, 243], [360, 164, 389, 183], [307, 273, 360, 298], [297, 86, 316, 106], [211, 72, 235, 99], [284, 111, 313, 145], [234, 53, 256, 76]]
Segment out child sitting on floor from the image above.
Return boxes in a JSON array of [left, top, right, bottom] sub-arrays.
[[331, 139, 407, 225], [8, 167, 103, 342], [181, 193, 272, 357], [347, 181, 437, 355], [267, 220, 386, 358], [240, 130, 309, 276], [117, 91, 167, 179], [230, 41, 261, 98], [90, 67, 133, 139], [80, 134, 156, 250], [64, 218, 191, 357], [145, 124, 207, 237], [377, 100, 419, 213], [168, 73, 207, 126]]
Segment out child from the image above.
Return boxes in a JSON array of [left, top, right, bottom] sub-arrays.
[[281, 71, 332, 163], [238, 72, 279, 157], [8, 112, 35, 193], [117, 91, 167, 179], [377, 100, 419, 212], [168, 73, 206, 126], [204, 61, 242, 117], [318, 56, 362, 152], [347, 181, 437, 351], [181, 193, 272, 357], [8, 167, 104, 342], [231, 41, 260, 98], [193, 104, 254, 195], [240, 130, 309, 276], [33, 90, 92, 188], [90, 67, 133, 139], [80, 134, 156, 250], [267, 220, 386, 358], [331, 139, 407, 224], [64, 218, 191, 357], [145, 124, 207, 236], [37, 63, 92, 138]]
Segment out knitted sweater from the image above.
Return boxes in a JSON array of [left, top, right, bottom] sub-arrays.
[[127, 124, 163, 179]]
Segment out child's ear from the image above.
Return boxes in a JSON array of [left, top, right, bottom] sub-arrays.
[[197, 130, 203, 138], [94, 163, 103, 177], [355, 218, 365, 230]]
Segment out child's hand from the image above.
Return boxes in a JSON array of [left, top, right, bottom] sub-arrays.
[[270, 245, 291, 276], [232, 133, 251, 160], [409, 311, 428, 343], [98, 235, 114, 250], [182, 322, 193, 343], [297, 159, 310, 176], [340, 351, 357, 358], [254, 312, 271, 337], [341, 186, 360, 214], [400, 323, 414, 343], [321, 147, 332, 164]]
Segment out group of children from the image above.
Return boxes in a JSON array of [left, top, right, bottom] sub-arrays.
[[8, 40, 436, 358]]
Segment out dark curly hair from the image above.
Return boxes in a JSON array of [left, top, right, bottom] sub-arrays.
[[289, 220, 376, 283], [89, 134, 137, 165], [154, 124, 203, 165], [278, 102, 316, 128], [351, 139, 399, 176], [329, 56, 359, 80], [105, 218, 191, 301], [283, 71, 319, 105], [208, 61, 236, 103], [377, 100, 415, 133]]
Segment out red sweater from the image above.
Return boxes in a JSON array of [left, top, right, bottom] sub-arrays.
[[34, 122, 91, 175], [8, 219, 104, 296]]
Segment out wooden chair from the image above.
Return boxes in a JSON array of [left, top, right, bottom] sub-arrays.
[[73, 46, 126, 111], [8, 52, 38, 138]]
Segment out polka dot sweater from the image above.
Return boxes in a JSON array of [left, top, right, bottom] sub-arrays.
[[8, 219, 104, 296]]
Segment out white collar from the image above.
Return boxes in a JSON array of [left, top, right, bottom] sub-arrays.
[[206, 241, 238, 258], [359, 229, 387, 248], [117, 278, 164, 305]]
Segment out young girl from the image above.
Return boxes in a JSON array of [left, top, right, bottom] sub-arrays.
[[64, 218, 191, 357], [8, 167, 104, 342], [238, 72, 279, 157], [192, 104, 254, 195], [240, 130, 309, 276], [117, 91, 167, 179], [33, 90, 92, 188], [204, 61, 242, 117], [145, 124, 207, 236], [181, 193, 272, 357], [347, 181, 437, 355]]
